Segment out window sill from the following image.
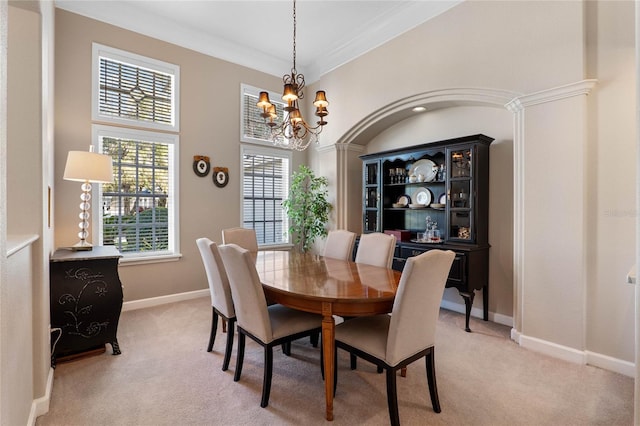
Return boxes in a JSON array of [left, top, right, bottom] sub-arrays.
[[259, 243, 293, 251], [119, 252, 182, 266]]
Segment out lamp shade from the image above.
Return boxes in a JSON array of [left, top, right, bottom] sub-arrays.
[[63, 151, 114, 183]]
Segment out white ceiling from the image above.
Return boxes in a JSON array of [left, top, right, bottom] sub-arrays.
[[55, 0, 462, 83]]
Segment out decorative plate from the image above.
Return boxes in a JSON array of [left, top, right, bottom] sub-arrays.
[[438, 193, 447, 204], [396, 195, 411, 207], [409, 159, 437, 182], [411, 188, 433, 206]]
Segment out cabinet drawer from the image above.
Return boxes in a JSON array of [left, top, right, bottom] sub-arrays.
[[399, 246, 466, 285]]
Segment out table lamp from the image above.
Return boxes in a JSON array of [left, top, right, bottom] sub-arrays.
[[63, 147, 114, 250]]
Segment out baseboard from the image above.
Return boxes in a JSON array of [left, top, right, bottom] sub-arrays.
[[28, 367, 54, 425], [517, 334, 635, 378], [439, 299, 513, 327], [122, 289, 209, 312], [519, 334, 586, 364], [585, 350, 636, 378]]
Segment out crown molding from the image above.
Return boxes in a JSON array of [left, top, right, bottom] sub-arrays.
[[505, 79, 598, 112]]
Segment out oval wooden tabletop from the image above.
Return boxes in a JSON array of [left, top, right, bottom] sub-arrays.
[[255, 251, 401, 316]]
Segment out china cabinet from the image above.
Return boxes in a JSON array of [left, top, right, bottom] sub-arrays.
[[360, 134, 493, 331]]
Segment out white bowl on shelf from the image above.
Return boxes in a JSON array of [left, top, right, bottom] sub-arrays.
[[430, 203, 445, 209], [408, 203, 426, 209]]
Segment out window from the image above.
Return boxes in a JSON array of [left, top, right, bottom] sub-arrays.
[[240, 84, 285, 145], [93, 43, 180, 132], [92, 44, 180, 262], [241, 146, 291, 247]]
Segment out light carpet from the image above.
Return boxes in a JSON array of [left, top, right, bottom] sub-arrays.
[[36, 297, 633, 425]]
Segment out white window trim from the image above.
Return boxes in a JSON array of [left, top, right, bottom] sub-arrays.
[[92, 124, 181, 262], [240, 144, 292, 248], [92, 43, 180, 132], [240, 83, 286, 147]]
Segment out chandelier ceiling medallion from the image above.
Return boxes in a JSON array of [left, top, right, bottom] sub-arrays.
[[256, 0, 329, 151]]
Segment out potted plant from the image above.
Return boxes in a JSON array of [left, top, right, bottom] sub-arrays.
[[282, 165, 331, 252]]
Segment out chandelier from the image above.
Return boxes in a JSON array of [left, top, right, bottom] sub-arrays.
[[256, 0, 329, 151]]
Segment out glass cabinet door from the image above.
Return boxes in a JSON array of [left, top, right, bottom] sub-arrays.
[[363, 160, 381, 232], [447, 146, 474, 242]]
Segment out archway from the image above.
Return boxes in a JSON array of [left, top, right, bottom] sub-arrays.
[[326, 82, 595, 347]]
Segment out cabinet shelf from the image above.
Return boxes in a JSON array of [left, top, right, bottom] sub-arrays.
[[384, 180, 446, 187]]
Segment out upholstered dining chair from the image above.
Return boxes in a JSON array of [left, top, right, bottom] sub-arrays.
[[323, 229, 357, 261], [355, 232, 396, 268], [350, 231, 397, 369], [218, 243, 323, 408], [222, 227, 258, 252], [196, 238, 236, 371], [334, 249, 455, 426]]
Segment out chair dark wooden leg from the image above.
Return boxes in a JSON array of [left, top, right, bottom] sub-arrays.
[[260, 345, 274, 408], [281, 342, 291, 356], [222, 318, 227, 333], [425, 349, 441, 413], [310, 331, 319, 347], [350, 353, 357, 370], [386, 367, 400, 426], [234, 332, 245, 382], [207, 308, 218, 352], [222, 318, 235, 371]]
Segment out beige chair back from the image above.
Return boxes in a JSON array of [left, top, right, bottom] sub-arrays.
[[196, 238, 235, 319], [222, 227, 259, 252], [323, 230, 357, 261], [355, 232, 396, 268], [386, 249, 455, 366], [218, 244, 272, 342]]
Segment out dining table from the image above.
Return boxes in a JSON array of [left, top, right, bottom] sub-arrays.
[[254, 250, 401, 421]]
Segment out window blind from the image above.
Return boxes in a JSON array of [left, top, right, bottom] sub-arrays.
[[242, 89, 286, 144], [99, 58, 174, 126], [242, 152, 289, 245]]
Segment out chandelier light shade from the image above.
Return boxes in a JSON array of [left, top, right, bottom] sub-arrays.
[[257, 0, 329, 151], [63, 148, 114, 250]]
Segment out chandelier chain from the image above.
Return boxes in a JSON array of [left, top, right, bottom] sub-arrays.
[[255, 0, 328, 151], [292, 0, 297, 73]]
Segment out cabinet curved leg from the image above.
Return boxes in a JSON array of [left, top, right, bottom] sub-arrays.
[[459, 291, 475, 333], [110, 339, 122, 355]]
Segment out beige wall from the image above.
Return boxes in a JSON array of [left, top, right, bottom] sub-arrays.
[[54, 10, 305, 302], [3, 1, 55, 424], [584, 0, 636, 360], [310, 0, 635, 366]]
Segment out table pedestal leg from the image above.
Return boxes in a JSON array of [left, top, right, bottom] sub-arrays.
[[321, 303, 335, 421]]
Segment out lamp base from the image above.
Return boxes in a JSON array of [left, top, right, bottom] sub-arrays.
[[64, 241, 93, 251]]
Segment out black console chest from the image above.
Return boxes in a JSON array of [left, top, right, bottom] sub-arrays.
[[360, 134, 493, 331], [50, 246, 123, 366]]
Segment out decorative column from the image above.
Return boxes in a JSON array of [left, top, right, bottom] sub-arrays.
[[506, 79, 596, 361]]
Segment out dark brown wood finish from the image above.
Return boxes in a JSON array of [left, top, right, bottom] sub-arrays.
[[49, 246, 123, 367], [255, 251, 401, 422], [360, 134, 493, 332]]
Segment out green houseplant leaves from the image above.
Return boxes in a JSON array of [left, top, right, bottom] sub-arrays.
[[282, 165, 331, 252]]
